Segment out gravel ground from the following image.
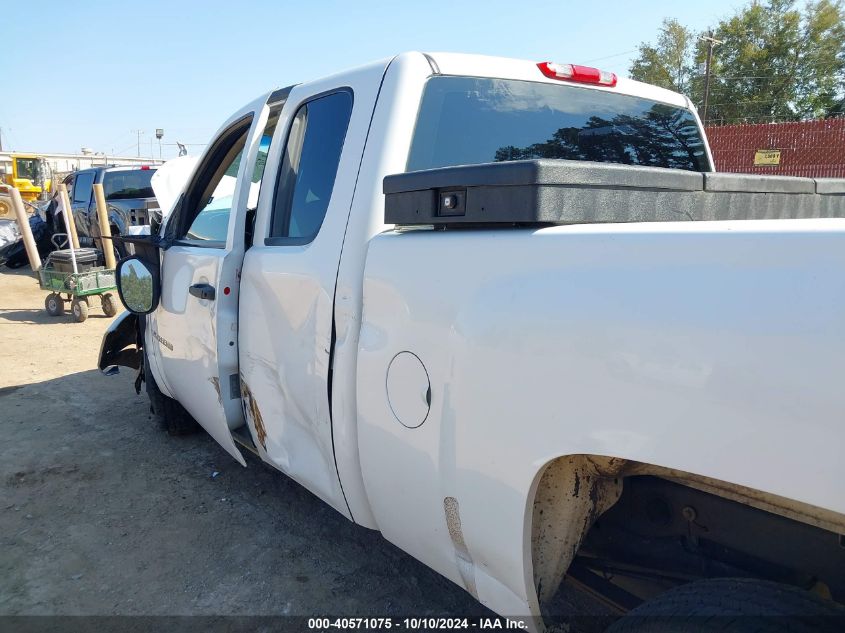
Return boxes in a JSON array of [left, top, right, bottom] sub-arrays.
[[0, 266, 608, 631]]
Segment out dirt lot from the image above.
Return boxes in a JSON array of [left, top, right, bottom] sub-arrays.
[[0, 266, 604, 630]]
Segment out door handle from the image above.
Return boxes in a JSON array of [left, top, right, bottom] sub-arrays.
[[189, 283, 216, 301]]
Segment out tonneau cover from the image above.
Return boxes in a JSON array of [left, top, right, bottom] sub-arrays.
[[383, 160, 845, 226]]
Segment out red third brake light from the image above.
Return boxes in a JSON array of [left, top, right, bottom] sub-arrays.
[[537, 62, 617, 87]]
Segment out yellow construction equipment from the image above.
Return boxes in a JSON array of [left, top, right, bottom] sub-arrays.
[[4, 154, 53, 200], [0, 154, 53, 219]]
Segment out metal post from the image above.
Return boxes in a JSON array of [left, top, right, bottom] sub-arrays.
[[63, 208, 78, 275], [93, 183, 117, 270], [9, 187, 41, 271], [58, 184, 81, 249]]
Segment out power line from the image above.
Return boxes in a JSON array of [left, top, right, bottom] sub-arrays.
[[104, 131, 134, 151], [708, 98, 804, 106], [114, 141, 140, 156], [583, 49, 638, 63]]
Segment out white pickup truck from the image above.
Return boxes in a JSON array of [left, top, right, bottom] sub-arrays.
[[99, 52, 845, 631]]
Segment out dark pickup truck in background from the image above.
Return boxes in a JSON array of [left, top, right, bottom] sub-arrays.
[[64, 165, 160, 253]]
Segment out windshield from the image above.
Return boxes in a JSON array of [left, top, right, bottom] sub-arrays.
[[15, 158, 39, 182], [103, 169, 156, 200], [407, 76, 710, 172]]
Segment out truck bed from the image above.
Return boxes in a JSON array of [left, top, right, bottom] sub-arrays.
[[357, 217, 845, 615], [362, 159, 845, 608]]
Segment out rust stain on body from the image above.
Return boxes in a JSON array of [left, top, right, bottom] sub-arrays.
[[209, 377, 222, 406], [240, 377, 267, 450]]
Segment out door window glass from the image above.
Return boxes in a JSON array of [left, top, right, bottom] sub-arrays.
[[270, 91, 352, 241], [245, 104, 285, 249], [181, 123, 250, 244], [72, 172, 95, 204]]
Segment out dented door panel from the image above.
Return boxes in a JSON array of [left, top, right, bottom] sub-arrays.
[[238, 261, 342, 507], [238, 62, 390, 520]]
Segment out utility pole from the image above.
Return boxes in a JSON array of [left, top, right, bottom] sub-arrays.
[[0, 127, 3, 152], [133, 129, 144, 157], [700, 31, 723, 125]]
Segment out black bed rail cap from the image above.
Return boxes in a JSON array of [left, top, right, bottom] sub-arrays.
[[383, 159, 705, 195], [383, 159, 845, 227]]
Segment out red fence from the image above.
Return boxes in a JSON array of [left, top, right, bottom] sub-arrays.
[[705, 119, 845, 178]]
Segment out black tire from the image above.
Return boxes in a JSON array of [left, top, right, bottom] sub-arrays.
[[71, 298, 89, 322], [45, 293, 64, 316], [101, 292, 118, 317], [605, 578, 845, 633], [143, 351, 199, 436]]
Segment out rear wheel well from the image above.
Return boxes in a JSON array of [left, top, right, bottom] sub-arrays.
[[530, 456, 845, 615]]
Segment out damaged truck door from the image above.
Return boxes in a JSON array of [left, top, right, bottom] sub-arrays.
[[238, 69, 382, 519], [142, 95, 278, 466]]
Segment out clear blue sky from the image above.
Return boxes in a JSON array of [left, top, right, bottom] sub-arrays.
[[2, 0, 745, 159]]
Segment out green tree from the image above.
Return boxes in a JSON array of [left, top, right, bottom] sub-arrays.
[[629, 19, 696, 94], [801, 0, 845, 118], [630, 1, 845, 124]]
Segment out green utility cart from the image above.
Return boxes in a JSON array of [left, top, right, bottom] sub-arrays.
[[38, 248, 118, 322]]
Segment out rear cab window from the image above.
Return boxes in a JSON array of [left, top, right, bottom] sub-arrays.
[[407, 76, 710, 172], [103, 169, 156, 200]]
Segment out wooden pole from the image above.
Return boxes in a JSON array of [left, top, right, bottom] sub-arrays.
[[700, 32, 723, 126], [9, 187, 41, 272], [57, 184, 80, 249], [92, 183, 117, 270]]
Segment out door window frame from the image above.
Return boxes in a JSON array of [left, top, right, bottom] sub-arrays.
[[167, 114, 254, 249], [244, 89, 292, 250]]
